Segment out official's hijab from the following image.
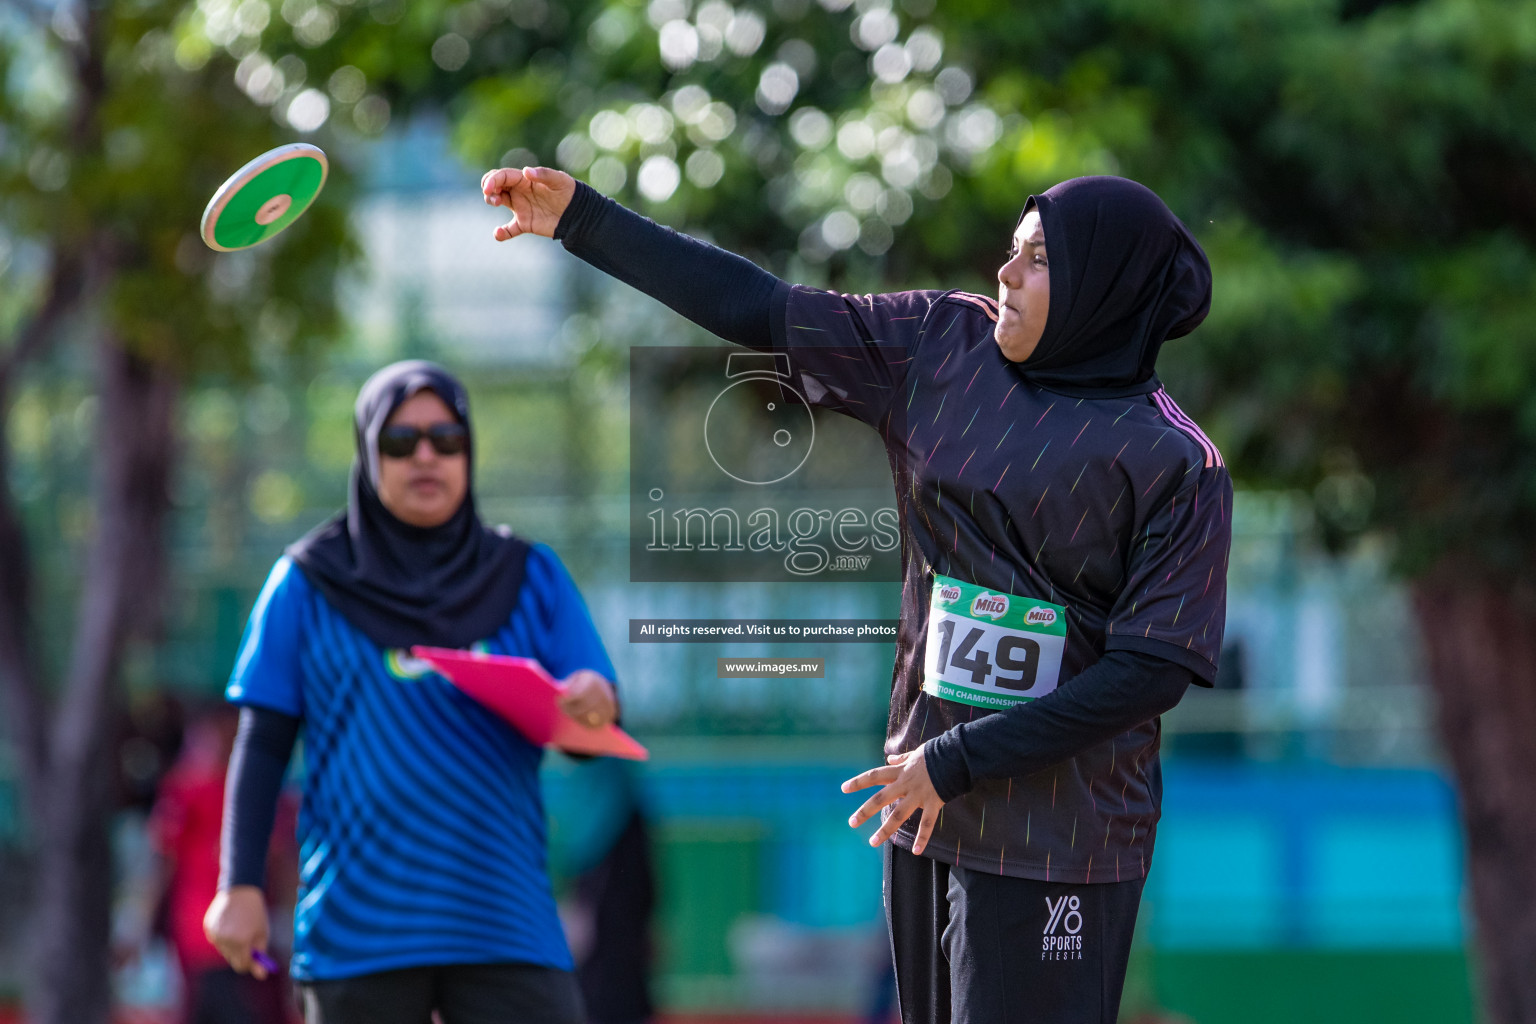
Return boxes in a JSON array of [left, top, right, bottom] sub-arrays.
[[287, 360, 529, 649], [1021, 176, 1211, 397]]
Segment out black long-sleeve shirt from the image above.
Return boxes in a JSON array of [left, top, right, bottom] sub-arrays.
[[221, 706, 299, 889], [553, 182, 1211, 819]]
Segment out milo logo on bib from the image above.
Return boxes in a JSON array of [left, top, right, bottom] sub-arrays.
[[923, 573, 1068, 709], [971, 593, 1009, 619]]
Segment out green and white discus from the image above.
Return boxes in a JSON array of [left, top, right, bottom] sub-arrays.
[[200, 143, 328, 252]]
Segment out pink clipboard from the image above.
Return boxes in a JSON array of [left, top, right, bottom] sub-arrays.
[[411, 646, 649, 761]]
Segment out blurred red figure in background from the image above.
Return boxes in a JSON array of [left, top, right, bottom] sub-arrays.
[[149, 706, 298, 1024]]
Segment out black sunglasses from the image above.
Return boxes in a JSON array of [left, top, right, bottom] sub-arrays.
[[378, 422, 468, 459]]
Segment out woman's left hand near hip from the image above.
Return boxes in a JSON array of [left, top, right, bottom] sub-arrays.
[[842, 746, 946, 855]]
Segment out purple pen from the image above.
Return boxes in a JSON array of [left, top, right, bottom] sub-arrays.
[[252, 950, 280, 973]]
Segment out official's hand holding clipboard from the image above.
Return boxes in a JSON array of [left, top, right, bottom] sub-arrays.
[[411, 646, 649, 760]]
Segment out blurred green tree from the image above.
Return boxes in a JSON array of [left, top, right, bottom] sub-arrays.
[[0, 1, 353, 1021]]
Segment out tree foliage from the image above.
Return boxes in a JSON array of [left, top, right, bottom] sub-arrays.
[[7, 0, 1532, 590], [180, 0, 1536, 573], [0, 1, 354, 380]]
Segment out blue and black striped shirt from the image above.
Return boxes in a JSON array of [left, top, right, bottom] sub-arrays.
[[227, 544, 615, 981]]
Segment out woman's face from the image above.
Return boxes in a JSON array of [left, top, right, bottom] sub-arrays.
[[375, 390, 469, 528], [994, 208, 1050, 362]]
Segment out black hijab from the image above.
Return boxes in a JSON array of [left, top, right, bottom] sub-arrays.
[[287, 360, 530, 649], [1020, 176, 1211, 398]]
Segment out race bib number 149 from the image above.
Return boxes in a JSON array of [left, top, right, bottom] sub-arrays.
[[922, 573, 1068, 709]]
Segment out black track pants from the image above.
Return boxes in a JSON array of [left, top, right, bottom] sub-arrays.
[[884, 845, 1145, 1024], [299, 962, 584, 1024]]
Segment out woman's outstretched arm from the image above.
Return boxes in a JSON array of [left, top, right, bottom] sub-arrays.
[[484, 166, 788, 348]]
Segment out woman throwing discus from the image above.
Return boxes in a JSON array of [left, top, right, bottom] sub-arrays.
[[482, 164, 1230, 1024], [203, 361, 617, 1024]]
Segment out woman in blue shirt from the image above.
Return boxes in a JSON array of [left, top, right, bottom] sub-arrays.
[[203, 360, 617, 1024]]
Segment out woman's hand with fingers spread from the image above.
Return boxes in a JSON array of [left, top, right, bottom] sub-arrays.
[[481, 165, 576, 241], [842, 745, 946, 855]]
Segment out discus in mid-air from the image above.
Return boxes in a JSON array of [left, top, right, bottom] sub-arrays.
[[200, 142, 328, 252]]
